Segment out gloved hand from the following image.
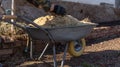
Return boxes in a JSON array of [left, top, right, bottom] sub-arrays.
[[51, 5, 66, 16]]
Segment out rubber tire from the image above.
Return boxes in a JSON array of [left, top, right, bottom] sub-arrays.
[[68, 38, 86, 57]]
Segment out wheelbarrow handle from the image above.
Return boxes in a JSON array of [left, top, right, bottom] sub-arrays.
[[2, 15, 17, 20]]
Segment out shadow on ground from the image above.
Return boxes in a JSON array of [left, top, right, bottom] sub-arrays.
[[86, 34, 120, 46], [16, 50, 120, 67], [68, 50, 120, 67], [2, 34, 120, 67]]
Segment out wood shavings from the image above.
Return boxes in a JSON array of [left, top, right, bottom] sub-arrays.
[[33, 15, 89, 28]]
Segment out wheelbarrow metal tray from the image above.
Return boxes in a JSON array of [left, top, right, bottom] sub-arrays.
[[26, 23, 97, 41]]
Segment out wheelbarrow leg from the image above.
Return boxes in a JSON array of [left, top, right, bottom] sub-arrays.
[[53, 44, 57, 67], [60, 43, 68, 67], [38, 43, 49, 60], [30, 39, 33, 59]]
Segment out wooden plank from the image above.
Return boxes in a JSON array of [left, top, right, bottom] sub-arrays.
[[0, 49, 13, 55]]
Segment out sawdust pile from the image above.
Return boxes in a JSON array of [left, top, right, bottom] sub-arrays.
[[33, 15, 89, 28], [0, 22, 14, 36], [0, 22, 24, 36]]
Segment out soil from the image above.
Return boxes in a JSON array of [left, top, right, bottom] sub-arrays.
[[1, 34, 120, 67], [2, 0, 120, 22], [0, 1, 120, 67]]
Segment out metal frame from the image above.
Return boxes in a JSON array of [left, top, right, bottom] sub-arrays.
[[0, 1, 96, 67], [0, 15, 96, 67], [0, 16, 96, 67], [29, 39, 68, 67], [0, 13, 69, 67], [20, 17, 68, 67]]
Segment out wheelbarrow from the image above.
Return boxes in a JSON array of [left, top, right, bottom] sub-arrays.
[[0, 15, 97, 67]]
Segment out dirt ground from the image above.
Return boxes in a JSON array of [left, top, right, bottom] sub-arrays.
[[1, 33, 119, 67], [0, 1, 120, 67]]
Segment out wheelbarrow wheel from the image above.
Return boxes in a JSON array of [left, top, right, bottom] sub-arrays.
[[68, 38, 86, 57]]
